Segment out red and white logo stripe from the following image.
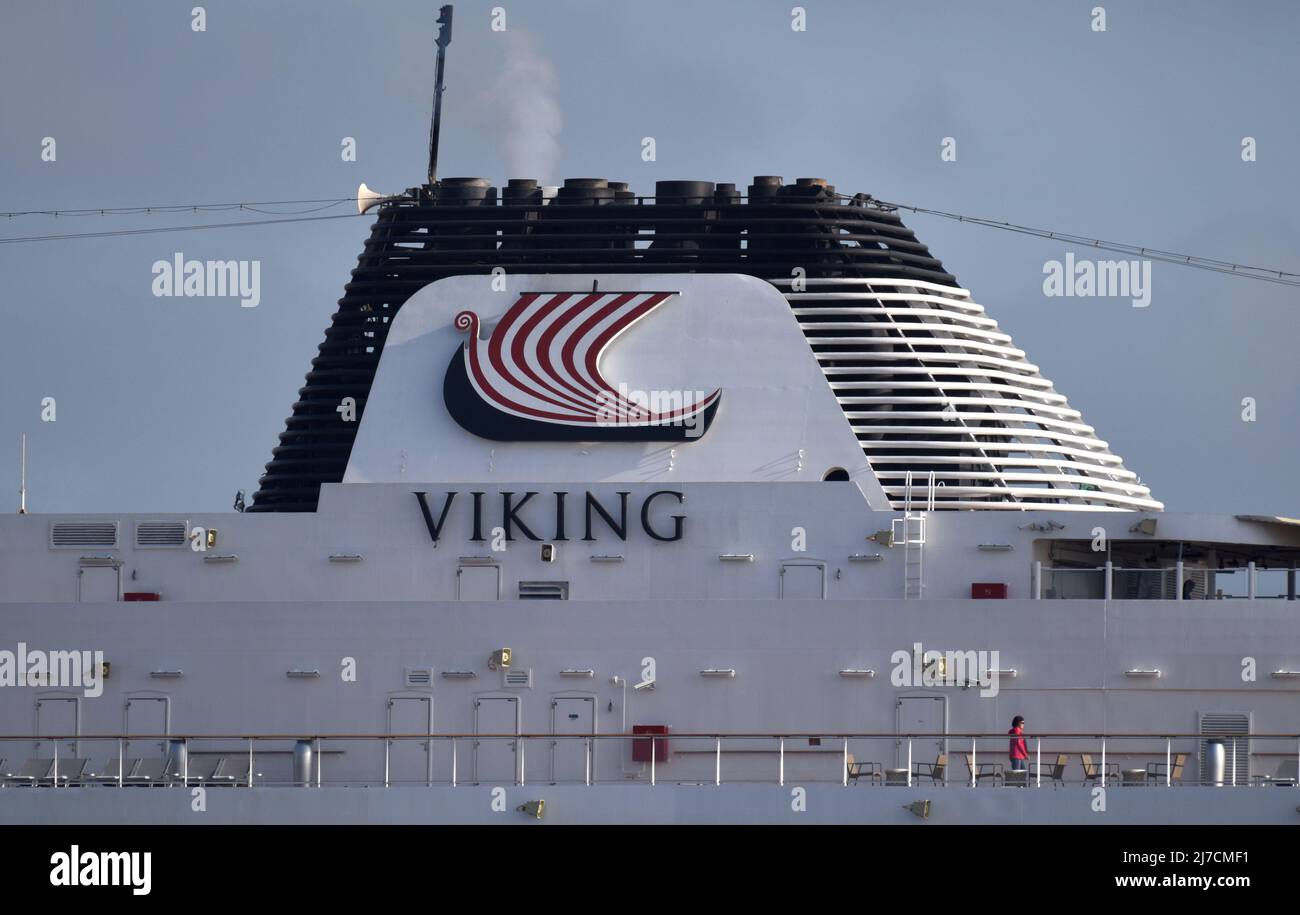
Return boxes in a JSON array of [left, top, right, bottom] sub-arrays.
[[454, 291, 720, 426]]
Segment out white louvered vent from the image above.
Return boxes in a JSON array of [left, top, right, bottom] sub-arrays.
[[519, 581, 569, 600], [771, 277, 1163, 512], [503, 668, 533, 689], [50, 521, 118, 549], [1199, 712, 1251, 785], [404, 667, 433, 687], [135, 520, 189, 548]]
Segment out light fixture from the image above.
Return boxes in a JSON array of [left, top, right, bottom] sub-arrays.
[[286, 669, 320, 679], [719, 553, 754, 562], [149, 670, 184, 679], [589, 554, 624, 563], [987, 668, 1019, 678], [540, 543, 557, 563], [1270, 670, 1300, 680], [458, 555, 495, 565], [870, 530, 895, 548], [838, 669, 875, 679], [848, 553, 884, 562], [488, 648, 512, 670], [1124, 668, 1162, 679], [700, 668, 737, 678], [978, 544, 1014, 552], [328, 553, 364, 563], [441, 670, 477, 680], [1130, 518, 1158, 536], [560, 668, 595, 678], [203, 554, 238, 564]]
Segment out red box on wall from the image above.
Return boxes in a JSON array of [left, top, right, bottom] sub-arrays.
[[123, 592, 162, 601], [632, 725, 669, 762], [971, 582, 1008, 599]]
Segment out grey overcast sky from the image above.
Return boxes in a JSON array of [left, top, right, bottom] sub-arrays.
[[1, 0, 1297, 514]]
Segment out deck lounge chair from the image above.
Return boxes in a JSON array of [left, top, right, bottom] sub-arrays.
[[964, 753, 1004, 786], [207, 757, 262, 787], [42, 758, 89, 786], [845, 755, 882, 785], [123, 758, 169, 786], [2, 759, 54, 786], [1031, 754, 1070, 786], [1080, 754, 1120, 784], [85, 758, 141, 785], [1146, 753, 1187, 785], [912, 754, 948, 785]]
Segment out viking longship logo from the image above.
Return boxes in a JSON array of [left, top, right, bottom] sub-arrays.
[[443, 290, 721, 441]]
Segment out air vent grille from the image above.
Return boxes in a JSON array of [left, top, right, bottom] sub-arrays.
[[404, 667, 434, 687], [503, 668, 533, 689], [135, 520, 188, 548], [519, 581, 569, 600], [50, 521, 118, 549]]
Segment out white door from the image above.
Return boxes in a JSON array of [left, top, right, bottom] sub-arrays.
[[79, 566, 119, 602], [551, 696, 595, 784], [473, 696, 519, 784], [387, 696, 433, 786], [897, 695, 946, 771], [780, 561, 825, 599], [35, 696, 79, 759], [125, 695, 170, 760], [458, 564, 500, 600]]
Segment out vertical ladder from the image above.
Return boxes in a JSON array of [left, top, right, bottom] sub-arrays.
[[896, 471, 933, 600]]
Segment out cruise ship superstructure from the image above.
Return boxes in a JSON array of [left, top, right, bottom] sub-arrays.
[[3, 19, 1298, 824]]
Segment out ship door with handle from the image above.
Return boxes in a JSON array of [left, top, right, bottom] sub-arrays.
[[550, 695, 595, 784], [473, 696, 520, 784]]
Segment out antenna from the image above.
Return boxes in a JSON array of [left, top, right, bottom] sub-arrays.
[[427, 4, 454, 187], [18, 433, 26, 514]]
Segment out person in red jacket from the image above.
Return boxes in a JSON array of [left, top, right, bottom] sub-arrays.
[[1008, 716, 1028, 771]]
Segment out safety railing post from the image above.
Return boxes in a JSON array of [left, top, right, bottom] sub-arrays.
[[585, 737, 591, 787], [52, 737, 58, 785], [1100, 738, 1107, 788], [248, 737, 254, 789], [842, 738, 848, 787], [315, 736, 322, 788], [1166, 738, 1171, 787], [650, 735, 655, 786], [519, 738, 525, 787], [715, 737, 721, 787], [779, 737, 784, 787], [183, 736, 189, 787], [1231, 738, 1237, 787], [1104, 561, 1113, 600], [384, 737, 390, 788], [907, 737, 913, 787], [1036, 738, 1041, 788], [117, 737, 124, 788], [1033, 561, 1042, 600], [450, 738, 457, 788]]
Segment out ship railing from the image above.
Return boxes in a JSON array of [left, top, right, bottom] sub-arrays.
[[2, 732, 1297, 790], [1034, 560, 1295, 600]]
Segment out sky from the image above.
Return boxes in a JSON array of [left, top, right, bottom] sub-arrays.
[[1, 0, 1297, 515]]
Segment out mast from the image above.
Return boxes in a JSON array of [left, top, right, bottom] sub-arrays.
[[427, 4, 454, 187]]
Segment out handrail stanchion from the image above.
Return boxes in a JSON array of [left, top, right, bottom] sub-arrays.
[[384, 736, 390, 788], [1100, 738, 1107, 788], [315, 736, 322, 788], [779, 736, 784, 787], [650, 735, 655, 787], [1036, 738, 1041, 788], [907, 737, 913, 787], [585, 737, 591, 787], [52, 737, 58, 785], [450, 738, 457, 788], [1166, 737, 1171, 787], [1231, 738, 1237, 787], [248, 737, 254, 789], [519, 737, 525, 787], [842, 738, 848, 787], [970, 738, 976, 787], [715, 737, 721, 786], [183, 736, 189, 787], [117, 737, 124, 788]]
